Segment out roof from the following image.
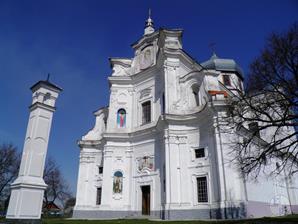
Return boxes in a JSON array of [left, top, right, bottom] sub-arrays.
[[131, 28, 183, 49], [43, 202, 60, 210], [201, 53, 244, 78], [30, 80, 63, 92]]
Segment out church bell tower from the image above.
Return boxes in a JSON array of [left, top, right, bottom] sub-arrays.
[[6, 77, 62, 222]]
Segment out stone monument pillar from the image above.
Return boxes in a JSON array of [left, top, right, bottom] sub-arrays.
[[6, 78, 62, 223]]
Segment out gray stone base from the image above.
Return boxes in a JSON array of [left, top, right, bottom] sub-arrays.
[[73, 206, 246, 220], [163, 208, 214, 220], [5, 219, 41, 224], [73, 210, 160, 220], [162, 207, 245, 220]]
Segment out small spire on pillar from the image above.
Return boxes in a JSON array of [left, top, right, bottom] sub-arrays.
[[144, 8, 154, 35], [208, 42, 217, 58]]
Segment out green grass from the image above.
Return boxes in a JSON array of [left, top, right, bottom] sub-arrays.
[[40, 215, 298, 224], [1, 215, 298, 224]]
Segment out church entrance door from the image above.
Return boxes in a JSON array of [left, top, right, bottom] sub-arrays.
[[141, 185, 150, 215]]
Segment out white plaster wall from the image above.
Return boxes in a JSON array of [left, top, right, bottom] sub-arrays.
[[75, 147, 103, 208]]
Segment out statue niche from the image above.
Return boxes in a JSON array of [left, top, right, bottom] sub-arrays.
[[113, 171, 123, 194]]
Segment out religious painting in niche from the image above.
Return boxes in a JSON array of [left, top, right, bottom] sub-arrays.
[[117, 109, 126, 128], [137, 156, 154, 172], [113, 171, 123, 194]]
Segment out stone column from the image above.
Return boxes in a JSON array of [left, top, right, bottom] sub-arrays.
[[6, 79, 62, 223]]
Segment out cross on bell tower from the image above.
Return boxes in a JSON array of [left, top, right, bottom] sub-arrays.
[[144, 8, 154, 35]]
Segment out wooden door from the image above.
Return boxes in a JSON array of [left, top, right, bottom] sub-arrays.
[[141, 185, 150, 215]]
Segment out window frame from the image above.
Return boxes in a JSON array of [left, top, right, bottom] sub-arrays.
[[98, 166, 103, 174], [196, 176, 208, 203], [96, 187, 102, 205], [194, 148, 205, 159], [117, 108, 127, 128], [222, 74, 231, 86], [141, 100, 151, 125]]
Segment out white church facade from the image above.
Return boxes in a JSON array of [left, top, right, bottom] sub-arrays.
[[73, 15, 298, 220]]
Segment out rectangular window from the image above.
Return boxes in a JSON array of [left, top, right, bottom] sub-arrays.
[[248, 122, 260, 137], [96, 187, 102, 205], [195, 148, 205, 158], [197, 177, 208, 203], [98, 166, 103, 174], [142, 101, 151, 124], [223, 75, 231, 86]]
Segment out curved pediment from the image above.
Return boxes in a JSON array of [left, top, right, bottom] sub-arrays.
[[110, 58, 132, 76]]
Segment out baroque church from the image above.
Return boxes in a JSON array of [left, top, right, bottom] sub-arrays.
[[73, 14, 298, 220]]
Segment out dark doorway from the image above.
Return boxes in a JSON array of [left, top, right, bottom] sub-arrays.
[[141, 185, 150, 215]]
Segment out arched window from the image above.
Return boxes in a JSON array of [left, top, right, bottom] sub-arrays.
[[43, 92, 51, 103], [192, 85, 200, 106], [117, 109, 126, 128], [113, 171, 123, 194]]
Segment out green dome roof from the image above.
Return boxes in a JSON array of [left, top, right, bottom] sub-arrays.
[[201, 53, 244, 78]]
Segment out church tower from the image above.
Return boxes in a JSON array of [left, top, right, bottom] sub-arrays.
[[6, 77, 62, 222]]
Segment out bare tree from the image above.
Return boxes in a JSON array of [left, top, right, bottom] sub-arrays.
[[226, 23, 298, 177], [0, 144, 71, 214], [43, 158, 72, 213], [63, 197, 76, 217], [0, 144, 20, 209]]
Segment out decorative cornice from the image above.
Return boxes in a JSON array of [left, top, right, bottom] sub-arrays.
[[80, 152, 97, 163], [78, 140, 102, 148], [109, 58, 132, 68], [102, 105, 213, 142], [30, 80, 62, 93], [29, 102, 56, 112], [164, 135, 187, 144], [162, 48, 202, 71], [164, 103, 208, 121]]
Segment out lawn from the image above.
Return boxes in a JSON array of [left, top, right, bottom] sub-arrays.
[[0, 215, 297, 224], [40, 215, 298, 224]]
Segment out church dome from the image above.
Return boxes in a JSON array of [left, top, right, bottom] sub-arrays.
[[201, 53, 244, 78]]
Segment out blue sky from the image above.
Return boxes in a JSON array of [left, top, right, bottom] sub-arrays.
[[0, 0, 297, 195]]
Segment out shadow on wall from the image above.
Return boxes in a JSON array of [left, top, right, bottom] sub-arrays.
[[225, 202, 246, 219], [209, 202, 246, 219]]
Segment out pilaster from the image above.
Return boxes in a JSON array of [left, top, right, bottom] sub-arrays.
[[164, 133, 187, 209]]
